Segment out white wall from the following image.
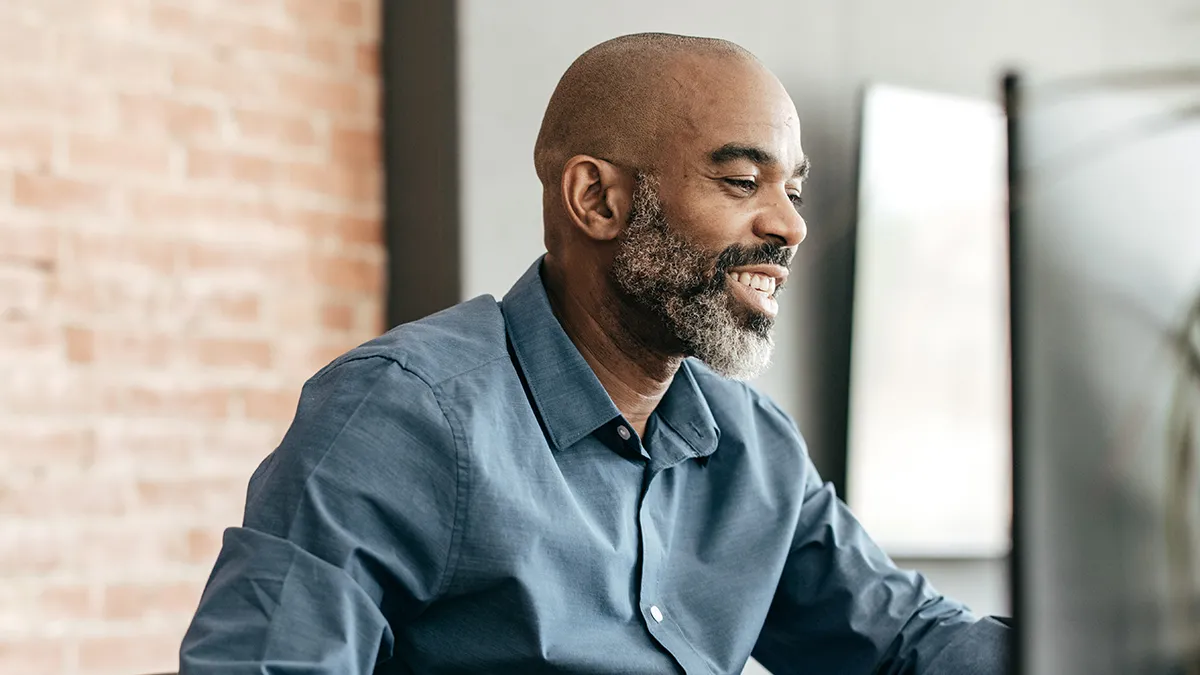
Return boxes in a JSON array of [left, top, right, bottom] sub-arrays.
[[457, 1, 1193, 672]]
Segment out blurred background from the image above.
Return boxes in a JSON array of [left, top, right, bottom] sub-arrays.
[[0, 1, 1194, 674]]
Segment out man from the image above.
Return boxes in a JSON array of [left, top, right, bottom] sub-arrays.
[[180, 33, 1010, 674]]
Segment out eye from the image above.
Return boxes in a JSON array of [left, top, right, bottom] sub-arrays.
[[723, 178, 757, 193], [788, 192, 805, 210]]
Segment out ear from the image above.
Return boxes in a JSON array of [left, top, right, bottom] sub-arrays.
[[559, 154, 633, 241]]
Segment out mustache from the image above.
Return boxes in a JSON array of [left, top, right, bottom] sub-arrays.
[[715, 242, 794, 273], [684, 242, 793, 298]]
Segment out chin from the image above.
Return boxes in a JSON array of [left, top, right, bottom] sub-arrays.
[[691, 330, 775, 381]]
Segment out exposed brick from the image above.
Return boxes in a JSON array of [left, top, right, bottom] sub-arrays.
[[241, 386, 300, 422], [76, 632, 184, 675], [0, 320, 58, 356], [13, 173, 111, 214], [319, 301, 355, 331], [0, 265, 53, 320], [360, 298, 383, 334], [0, 123, 55, 167], [78, 329, 178, 368], [172, 57, 277, 103], [355, 42, 378, 76], [0, 20, 55, 69], [303, 34, 347, 70], [310, 252, 383, 293], [182, 242, 309, 285], [63, 325, 95, 364], [242, 23, 311, 59], [198, 292, 261, 323], [145, 2, 201, 36], [0, 0, 383, 663], [58, 33, 173, 88], [94, 425, 197, 473], [233, 108, 320, 148], [330, 125, 379, 166], [294, 210, 381, 247], [37, 583, 98, 622], [0, 427, 98, 478], [0, 477, 130, 517], [275, 70, 363, 116], [55, 277, 184, 327], [0, 76, 114, 124], [126, 188, 279, 227], [0, 222, 58, 269], [63, 231, 180, 276], [118, 93, 220, 140], [309, 343, 350, 372], [135, 476, 248, 513], [102, 580, 204, 621], [284, 0, 366, 30], [67, 133, 174, 176], [0, 530, 70, 577], [186, 147, 276, 186], [76, 525, 201, 575], [0, 638, 67, 675], [286, 160, 381, 202], [105, 386, 233, 420], [193, 336, 273, 369], [185, 526, 224, 566]]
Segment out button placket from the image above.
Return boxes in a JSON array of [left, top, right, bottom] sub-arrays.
[[637, 466, 664, 630]]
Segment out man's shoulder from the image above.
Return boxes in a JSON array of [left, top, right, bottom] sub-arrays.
[[319, 295, 511, 387]]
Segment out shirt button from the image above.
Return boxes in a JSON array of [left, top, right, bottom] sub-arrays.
[[650, 605, 664, 622], [617, 425, 631, 441]]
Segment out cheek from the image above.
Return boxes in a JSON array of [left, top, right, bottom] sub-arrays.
[[667, 189, 755, 251]]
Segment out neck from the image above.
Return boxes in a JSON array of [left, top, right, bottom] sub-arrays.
[[542, 253, 682, 438]]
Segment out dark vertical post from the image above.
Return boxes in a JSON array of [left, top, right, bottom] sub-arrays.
[[1003, 70, 1024, 675], [819, 87, 868, 496], [380, 1, 461, 328]]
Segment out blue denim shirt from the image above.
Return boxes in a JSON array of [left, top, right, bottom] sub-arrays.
[[180, 258, 1009, 674]]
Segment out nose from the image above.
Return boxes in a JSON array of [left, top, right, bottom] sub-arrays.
[[753, 187, 807, 248]]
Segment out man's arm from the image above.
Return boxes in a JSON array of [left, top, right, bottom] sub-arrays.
[[180, 356, 461, 674], [751, 448, 1010, 675]]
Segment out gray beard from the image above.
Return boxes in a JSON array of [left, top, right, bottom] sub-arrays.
[[610, 174, 774, 380]]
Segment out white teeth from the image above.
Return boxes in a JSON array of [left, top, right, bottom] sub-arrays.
[[729, 272, 777, 295]]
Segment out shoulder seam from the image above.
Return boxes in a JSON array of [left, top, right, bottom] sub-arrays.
[[287, 355, 469, 605], [315, 351, 510, 390], [429, 385, 469, 599]]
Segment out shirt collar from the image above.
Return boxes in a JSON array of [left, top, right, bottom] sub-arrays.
[[501, 258, 621, 451], [655, 359, 720, 460], [500, 257, 720, 458]]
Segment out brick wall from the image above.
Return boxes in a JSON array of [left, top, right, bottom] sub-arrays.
[[0, 1, 384, 673]]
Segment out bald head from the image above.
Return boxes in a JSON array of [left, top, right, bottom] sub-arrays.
[[533, 33, 758, 187], [535, 34, 808, 380]]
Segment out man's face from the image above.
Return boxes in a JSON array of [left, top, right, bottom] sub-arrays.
[[611, 175, 795, 379], [609, 58, 808, 380]]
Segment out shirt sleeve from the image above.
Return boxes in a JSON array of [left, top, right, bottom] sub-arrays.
[[179, 355, 462, 674], [750, 441, 1011, 675]]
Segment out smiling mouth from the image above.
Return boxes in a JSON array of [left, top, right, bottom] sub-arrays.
[[726, 271, 781, 317], [727, 271, 777, 297]]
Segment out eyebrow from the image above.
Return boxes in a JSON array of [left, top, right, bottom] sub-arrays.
[[708, 143, 811, 180]]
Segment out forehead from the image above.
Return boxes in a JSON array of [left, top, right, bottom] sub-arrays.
[[658, 56, 804, 169]]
